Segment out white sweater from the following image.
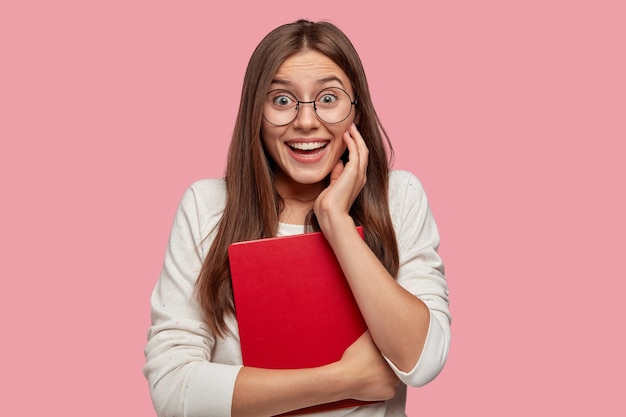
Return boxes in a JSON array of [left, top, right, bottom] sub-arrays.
[[143, 170, 451, 417]]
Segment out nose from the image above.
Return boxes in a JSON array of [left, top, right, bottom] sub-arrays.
[[292, 101, 320, 130]]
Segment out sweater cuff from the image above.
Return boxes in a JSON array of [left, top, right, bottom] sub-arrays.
[[384, 311, 449, 387], [185, 362, 243, 417]]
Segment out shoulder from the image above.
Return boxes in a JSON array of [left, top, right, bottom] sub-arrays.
[[185, 178, 227, 204], [176, 178, 226, 239], [389, 169, 424, 186], [387, 170, 434, 229], [178, 178, 226, 208], [388, 169, 428, 203]]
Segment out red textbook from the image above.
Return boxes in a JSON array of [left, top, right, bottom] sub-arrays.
[[228, 227, 377, 415]]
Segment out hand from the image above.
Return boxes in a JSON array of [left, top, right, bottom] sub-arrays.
[[314, 123, 369, 232], [336, 331, 399, 402]]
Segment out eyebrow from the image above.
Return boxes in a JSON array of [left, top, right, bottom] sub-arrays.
[[270, 76, 346, 87]]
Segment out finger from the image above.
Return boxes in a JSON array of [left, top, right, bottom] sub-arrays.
[[348, 124, 369, 180], [343, 128, 360, 169], [329, 160, 344, 185], [350, 123, 369, 159]]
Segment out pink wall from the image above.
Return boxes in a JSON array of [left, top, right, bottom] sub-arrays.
[[2, 1, 624, 415]]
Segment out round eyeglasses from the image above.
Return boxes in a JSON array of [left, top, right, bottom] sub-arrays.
[[263, 87, 357, 126]]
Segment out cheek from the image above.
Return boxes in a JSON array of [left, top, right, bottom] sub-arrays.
[[258, 126, 272, 159], [260, 122, 270, 145], [329, 120, 351, 143], [260, 123, 278, 150], [260, 124, 289, 166]]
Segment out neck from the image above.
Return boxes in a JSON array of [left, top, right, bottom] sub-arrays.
[[273, 172, 327, 225], [273, 172, 327, 203]]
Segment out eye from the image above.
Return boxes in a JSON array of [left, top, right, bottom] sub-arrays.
[[319, 93, 337, 104], [317, 92, 338, 106], [269, 91, 296, 108], [274, 96, 292, 106]]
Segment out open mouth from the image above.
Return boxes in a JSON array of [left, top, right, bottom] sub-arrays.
[[287, 141, 329, 155]]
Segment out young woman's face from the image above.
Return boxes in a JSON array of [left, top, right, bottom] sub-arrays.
[[261, 50, 356, 194]]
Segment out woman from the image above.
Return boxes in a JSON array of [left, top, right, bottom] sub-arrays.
[[143, 19, 450, 417]]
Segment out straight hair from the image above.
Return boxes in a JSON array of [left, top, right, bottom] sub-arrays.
[[196, 20, 399, 337]]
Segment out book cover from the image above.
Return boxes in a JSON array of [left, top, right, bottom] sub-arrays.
[[228, 227, 378, 415]]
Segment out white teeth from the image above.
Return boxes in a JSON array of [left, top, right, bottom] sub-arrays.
[[289, 141, 327, 151]]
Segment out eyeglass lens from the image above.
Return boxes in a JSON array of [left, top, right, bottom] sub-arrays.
[[263, 87, 354, 126]]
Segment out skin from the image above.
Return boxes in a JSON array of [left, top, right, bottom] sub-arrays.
[[260, 50, 354, 224], [232, 49, 430, 417]]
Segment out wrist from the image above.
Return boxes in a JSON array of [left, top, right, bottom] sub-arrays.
[[324, 360, 351, 402], [318, 214, 356, 240]]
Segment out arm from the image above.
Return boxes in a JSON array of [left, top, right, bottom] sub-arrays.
[[143, 181, 242, 417], [314, 125, 451, 384], [232, 331, 398, 417], [144, 180, 398, 417]]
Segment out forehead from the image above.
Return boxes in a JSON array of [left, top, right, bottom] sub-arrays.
[[272, 50, 351, 92]]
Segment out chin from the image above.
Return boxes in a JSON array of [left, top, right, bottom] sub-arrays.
[[287, 168, 331, 186]]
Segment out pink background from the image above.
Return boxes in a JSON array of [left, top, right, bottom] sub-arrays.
[[2, 0, 624, 415]]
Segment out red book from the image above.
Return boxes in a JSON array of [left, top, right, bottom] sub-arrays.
[[228, 227, 377, 415]]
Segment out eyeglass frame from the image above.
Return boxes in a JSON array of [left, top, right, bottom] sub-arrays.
[[262, 87, 358, 126]]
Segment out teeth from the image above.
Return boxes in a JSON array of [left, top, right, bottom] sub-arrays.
[[289, 142, 327, 151]]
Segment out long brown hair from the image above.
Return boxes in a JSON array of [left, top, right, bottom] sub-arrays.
[[196, 20, 399, 337]]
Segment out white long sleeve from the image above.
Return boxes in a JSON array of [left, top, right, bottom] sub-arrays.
[[143, 171, 451, 417]]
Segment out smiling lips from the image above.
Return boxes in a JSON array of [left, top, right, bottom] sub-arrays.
[[287, 140, 329, 154]]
